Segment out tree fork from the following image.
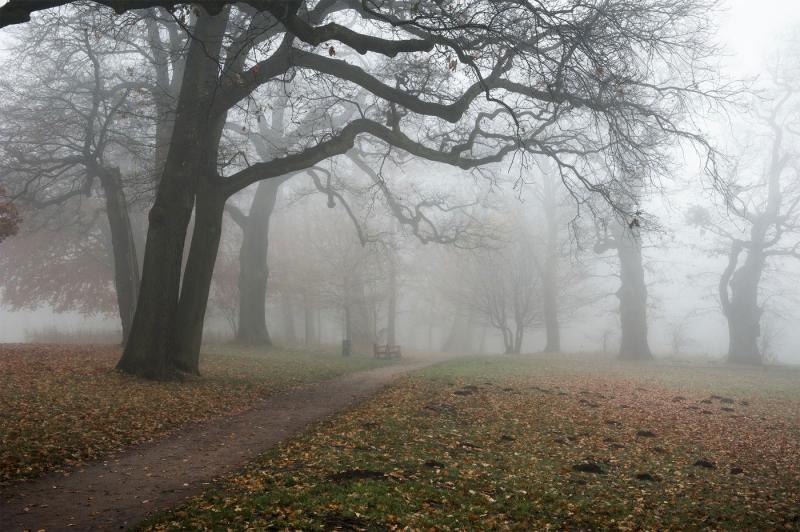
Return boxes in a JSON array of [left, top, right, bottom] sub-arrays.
[[117, 8, 230, 379], [170, 186, 227, 374]]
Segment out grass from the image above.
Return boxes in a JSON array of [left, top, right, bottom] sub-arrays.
[[141, 353, 800, 531], [0, 343, 391, 485], [421, 353, 800, 400]]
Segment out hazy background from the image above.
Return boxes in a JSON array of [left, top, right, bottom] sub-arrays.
[[1, 0, 799, 363]]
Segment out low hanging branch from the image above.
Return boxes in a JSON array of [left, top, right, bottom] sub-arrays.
[[307, 166, 374, 245]]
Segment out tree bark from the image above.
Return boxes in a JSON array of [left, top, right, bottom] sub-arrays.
[[115, 182, 195, 378], [513, 320, 524, 354], [721, 238, 765, 365], [97, 167, 140, 345], [501, 325, 514, 354], [718, 102, 786, 365], [616, 226, 652, 360], [117, 10, 229, 379], [170, 184, 226, 373], [236, 178, 282, 345], [726, 260, 763, 363]]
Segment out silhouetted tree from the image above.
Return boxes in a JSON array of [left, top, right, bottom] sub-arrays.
[[688, 73, 800, 364], [3, 1, 726, 378]]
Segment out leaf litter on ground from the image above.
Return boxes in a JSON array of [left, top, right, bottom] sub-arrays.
[[140, 354, 800, 531]]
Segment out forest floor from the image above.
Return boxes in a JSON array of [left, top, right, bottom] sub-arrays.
[[0, 345, 440, 531], [139, 354, 800, 531], [0, 343, 393, 485]]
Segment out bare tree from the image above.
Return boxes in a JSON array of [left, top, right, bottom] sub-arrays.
[[223, 100, 294, 346], [688, 72, 800, 364], [0, 12, 149, 342], [2, 1, 726, 378], [526, 159, 590, 353], [0, 7, 187, 343], [539, 168, 563, 353], [667, 315, 694, 356], [594, 211, 654, 361], [451, 214, 541, 354], [311, 203, 381, 350]]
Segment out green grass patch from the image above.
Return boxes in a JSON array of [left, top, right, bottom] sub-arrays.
[[142, 354, 800, 531], [421, 354, 800, 399]]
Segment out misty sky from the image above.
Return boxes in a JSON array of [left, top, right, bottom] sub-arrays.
[[720, 0, 800, 75]]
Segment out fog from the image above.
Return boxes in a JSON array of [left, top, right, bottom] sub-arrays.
[[1, 0, 799, 364], [2, 2, 800, 529]]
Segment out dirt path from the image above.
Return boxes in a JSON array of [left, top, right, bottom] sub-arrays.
[[0, 356, 445, 531]]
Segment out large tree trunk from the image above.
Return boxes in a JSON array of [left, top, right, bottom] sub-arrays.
[[719, 101, 783, 365], [234, 97, 291, 345], [115, 180, 195, 378], [541, 172, 561, 353], [236, 178, 282, 345], [541, 260, 560, 353], [501, 325, 514, 354], [513, 319, 524, 354], [170, 184, 226, 374], [117, 10, 229, 379], [721, 240, 764, 364], [616, 227, 652, 361], [98, 168, 139, 345]]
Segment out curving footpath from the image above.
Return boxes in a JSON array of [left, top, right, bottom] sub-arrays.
[[0, 355, 448, 531]]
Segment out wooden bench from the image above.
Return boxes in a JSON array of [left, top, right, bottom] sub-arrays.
[[373, 344, 402, 359]]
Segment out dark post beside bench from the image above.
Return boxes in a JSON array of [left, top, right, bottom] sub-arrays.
[[373, 344, 402, 359]]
